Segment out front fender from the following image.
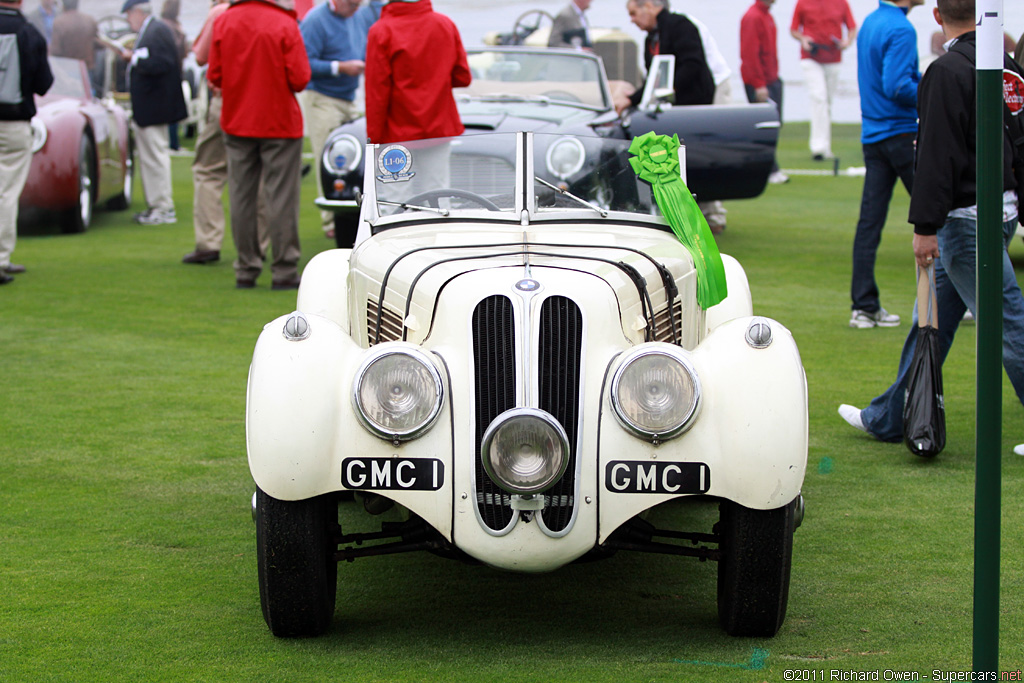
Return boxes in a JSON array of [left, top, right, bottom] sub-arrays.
[[598, 316, 807, 542], [246, 316, 454, 538]]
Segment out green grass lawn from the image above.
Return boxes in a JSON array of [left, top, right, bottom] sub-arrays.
[[1, 124, 1021, 682]]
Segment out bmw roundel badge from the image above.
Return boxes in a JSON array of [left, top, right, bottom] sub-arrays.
[[515, 278, 540, 292]]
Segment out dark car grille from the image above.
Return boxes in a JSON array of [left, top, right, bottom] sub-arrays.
[[472, 294, 583, 533], [538, 296, 582, 532], [472, 296, 517, 530], [451, 156, 516, 197]]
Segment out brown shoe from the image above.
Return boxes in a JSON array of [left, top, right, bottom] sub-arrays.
[[236, 278, 256, 289], [182, 249, 220, 264], [271, 277, 301, 291]]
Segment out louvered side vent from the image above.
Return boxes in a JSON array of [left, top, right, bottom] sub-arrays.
[[652, 298, 683, 344], [472, 295, 516, 531], [539, 296, 583, 532], [367, 298, 404, 345]]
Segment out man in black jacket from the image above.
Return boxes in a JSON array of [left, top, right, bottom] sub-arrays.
[[839, 0, 1024, 455], [120, 0, 187, 225], [623, 0, 714, 109], [0, 0, 52, 284]]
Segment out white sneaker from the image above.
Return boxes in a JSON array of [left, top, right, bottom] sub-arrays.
[[962, 309, 975, 323], [1014, 444, 1024, 456], [850, 307, 901, 329], [135, 208, 177, 225], [838, 404, 868, 433], [768, 170, 790, 184]]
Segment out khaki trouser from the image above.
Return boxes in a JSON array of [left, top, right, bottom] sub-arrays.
[[192, 94, 269, 252], [132, 121, 174, 212], [224, 134, 302, 283], [306, 89, 360, 232], [800, 59, 840, 158], [0, 120, 32, 268]]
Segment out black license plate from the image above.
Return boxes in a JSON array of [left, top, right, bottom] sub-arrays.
[[342, 457, 444, 491], [604, 461, 710, 494]]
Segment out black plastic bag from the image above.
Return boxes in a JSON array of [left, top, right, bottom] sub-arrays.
[[903, 264, 945, 457]]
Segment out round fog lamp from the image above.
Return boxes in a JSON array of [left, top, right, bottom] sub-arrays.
[[353, 347, 443, 441], [481, 408, 570, 494], [611, 347, 701, 441]]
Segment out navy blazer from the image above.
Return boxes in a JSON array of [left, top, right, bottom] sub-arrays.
[[129, 17, 187, 127]]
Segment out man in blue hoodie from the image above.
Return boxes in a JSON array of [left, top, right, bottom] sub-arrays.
[[847, 0, 923, 329], [300, 0, 382, 244]]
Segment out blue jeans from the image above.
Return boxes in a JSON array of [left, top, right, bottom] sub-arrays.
[[860, 217, 1024, 441], [850, 134, 916, 313]]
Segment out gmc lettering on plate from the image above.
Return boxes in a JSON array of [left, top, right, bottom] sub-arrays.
[[342, 458, 444, 491], [605, 461, 710, 494]]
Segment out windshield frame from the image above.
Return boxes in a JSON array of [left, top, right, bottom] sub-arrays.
[[360, 132, 671, 234], [457, 46, 613, 113]]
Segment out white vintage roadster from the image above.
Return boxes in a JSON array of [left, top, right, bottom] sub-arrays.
[[247, 131, 807, 638]]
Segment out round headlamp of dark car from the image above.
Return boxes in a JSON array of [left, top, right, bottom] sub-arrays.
[[352, 347, 443, 441], [29, 117, 47, 153], [545, 136, 585, 180], [323, 133, 363, 175], [610, 346, 702, 442], [481, 408, 570, 495]]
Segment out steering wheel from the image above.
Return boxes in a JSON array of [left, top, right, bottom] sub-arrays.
[[510, 9, 554, 46], [404, 188, 502, 212], [97, 15, 133, 41]]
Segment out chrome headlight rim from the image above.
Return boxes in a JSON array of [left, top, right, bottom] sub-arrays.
[[352, 345, 444, 442], [322, 132, 363, 175], [480, 407, 570, 495], [610, 345, 702, 443], [30, 117, 47, 153], [544, 135, 586, 180]]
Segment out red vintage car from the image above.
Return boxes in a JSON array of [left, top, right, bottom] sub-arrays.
[[19, 56, 133, 233]]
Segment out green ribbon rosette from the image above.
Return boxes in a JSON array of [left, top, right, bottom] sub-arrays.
[[628, 131, 727, 309]]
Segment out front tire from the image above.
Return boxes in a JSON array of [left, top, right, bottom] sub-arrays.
[[63, 135, 95, 234], [255, 488, 338, 637], [107, 133, 133, 211], [333, 212, 358, 249], [716, 498, 797, 637]]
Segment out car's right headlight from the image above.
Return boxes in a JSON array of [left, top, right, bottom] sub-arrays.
[[323, 133, 362, 175], [610, 346, 701, 442], [352, 347, 443, 442]]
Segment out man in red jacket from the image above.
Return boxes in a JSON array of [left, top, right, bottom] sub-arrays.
[[208, 0, 310, 290], [364, 0, 470, 205], [365, 0, 470, 145], [741, 0, 786, 184]]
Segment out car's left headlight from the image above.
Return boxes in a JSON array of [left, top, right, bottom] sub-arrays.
[[323, 133, 362, 175], [353, 347, 443, 441], [610, 346, 702, 442], [545, 136, 585, 180], [29, 117, 47, 153]]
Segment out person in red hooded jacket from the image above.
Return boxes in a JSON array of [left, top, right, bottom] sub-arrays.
[[364, 0, 470, 145], [208, 0, 310, 290]]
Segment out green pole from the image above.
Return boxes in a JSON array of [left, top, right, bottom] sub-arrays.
[[973, 0, 1003, 673]]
